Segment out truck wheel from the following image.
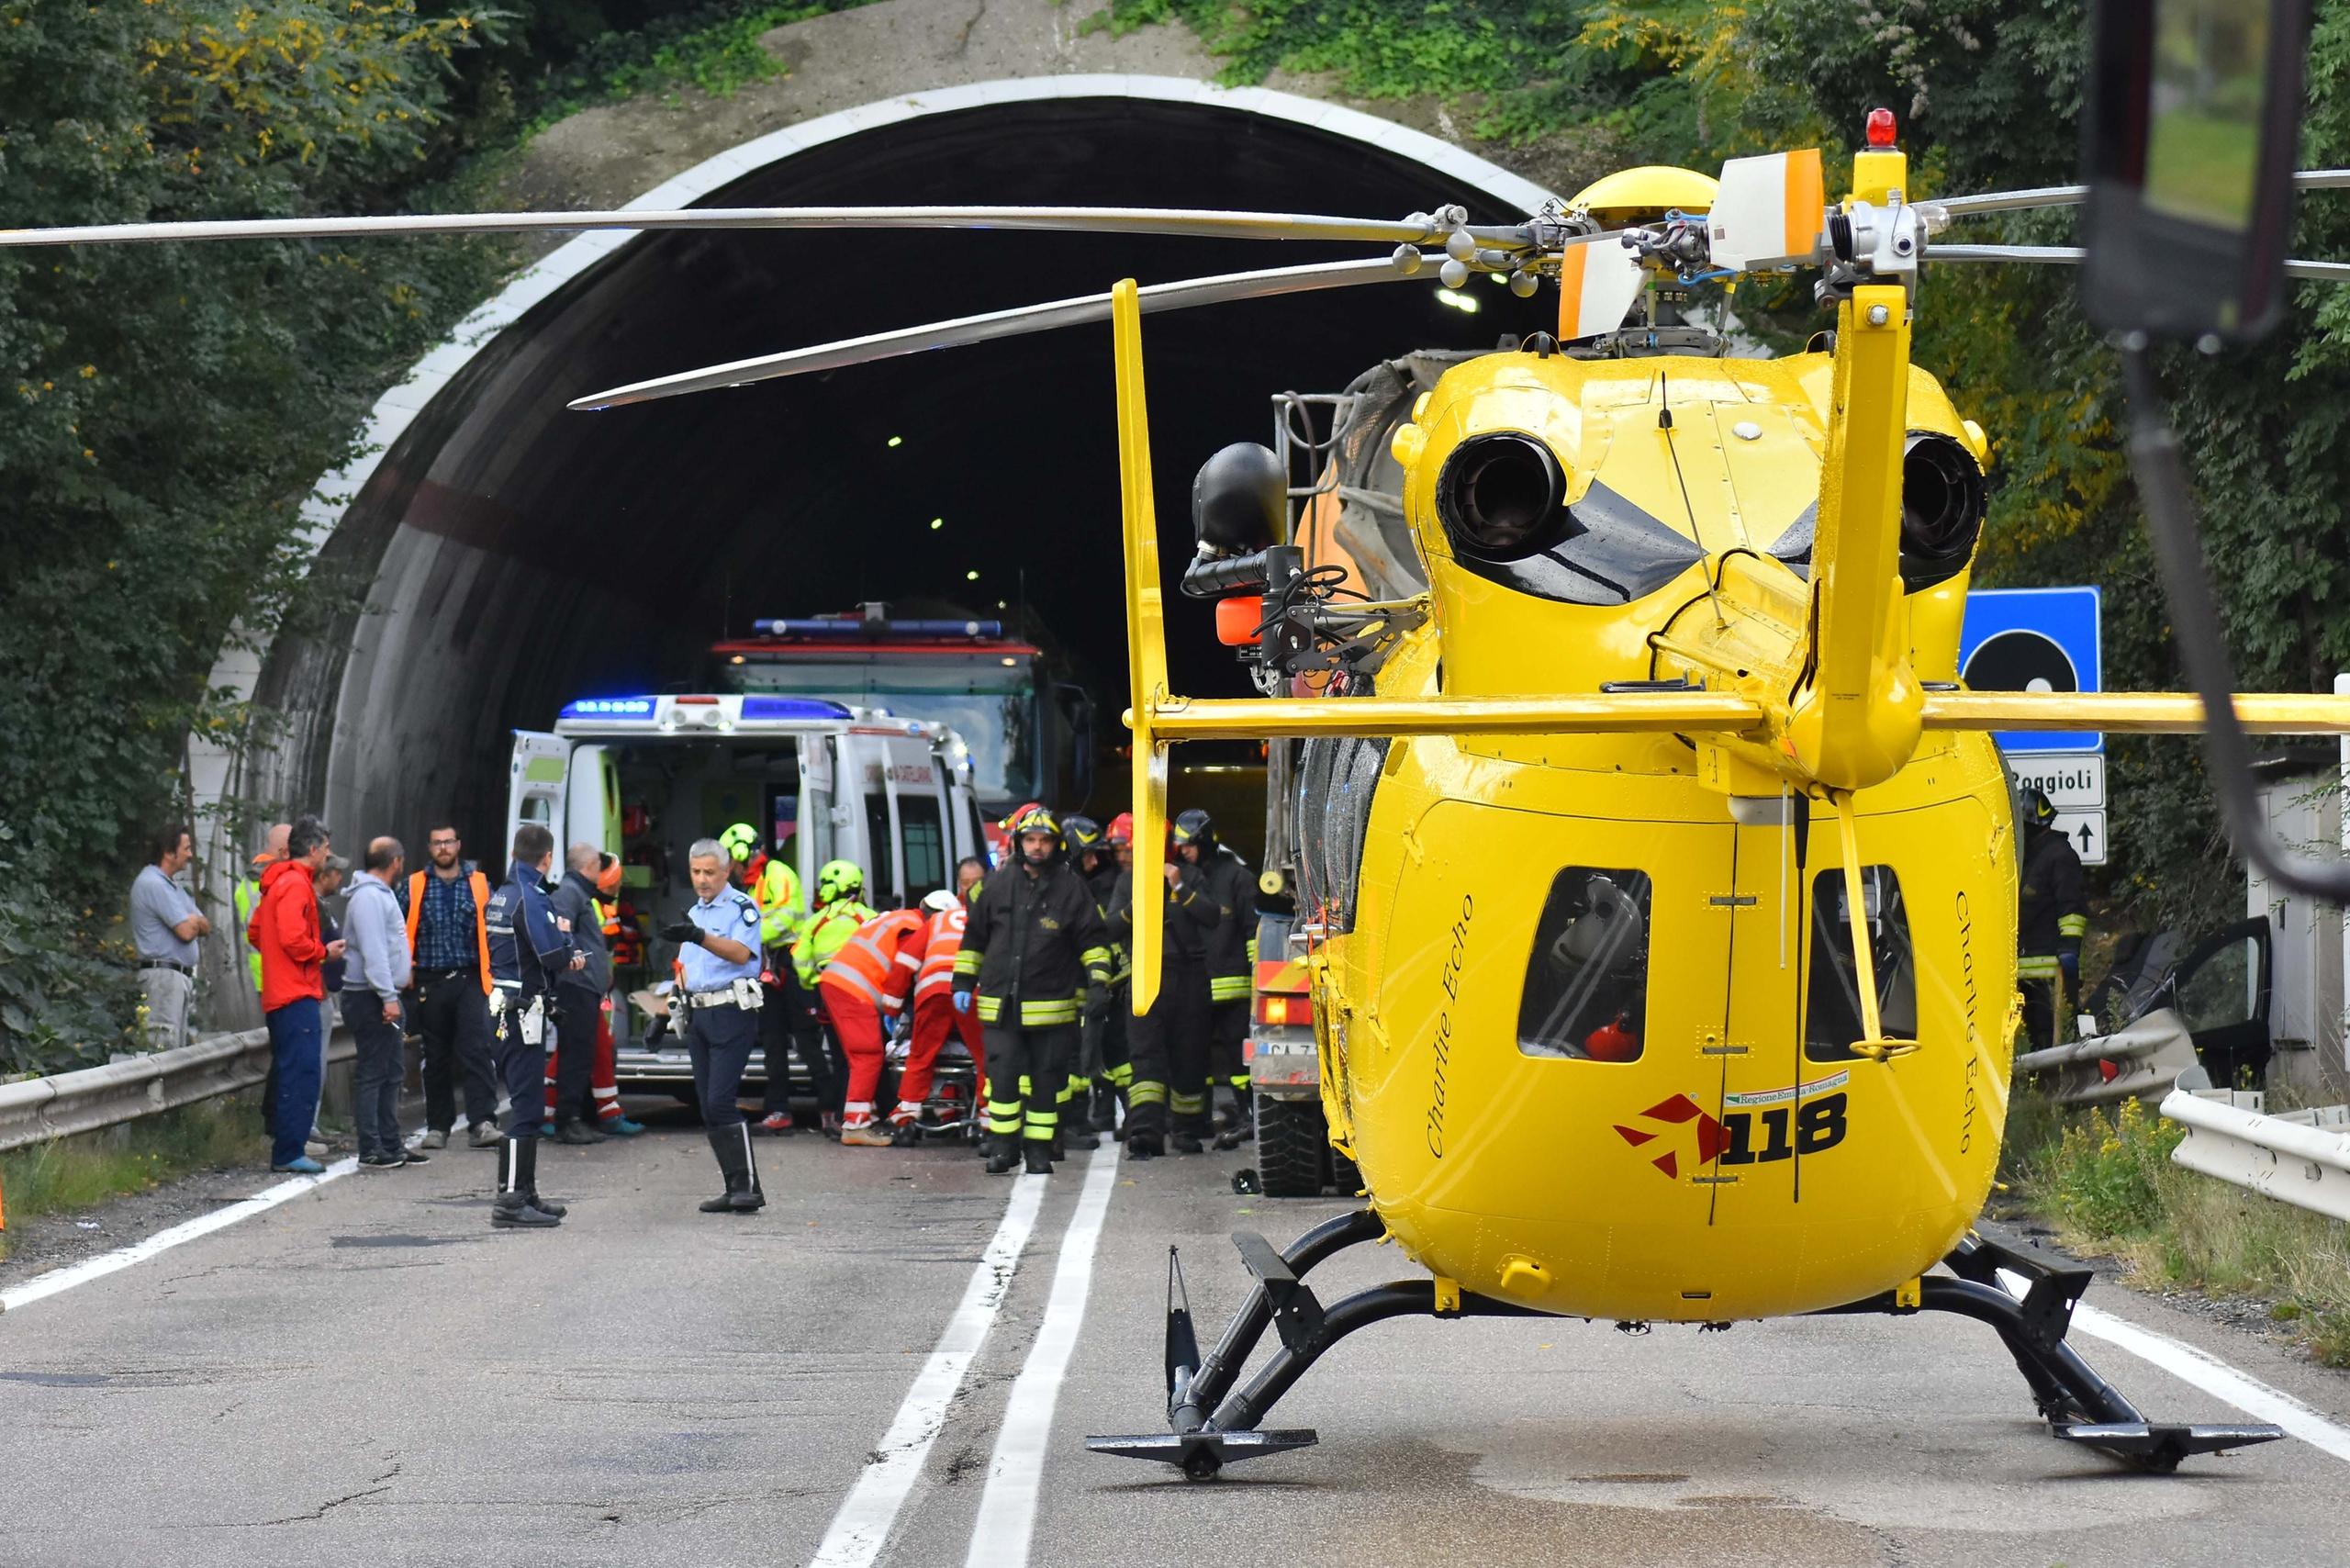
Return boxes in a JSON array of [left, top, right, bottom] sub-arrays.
[[1255, 1095, 1326, 1197], [1326, 1145, 1361, 1196]]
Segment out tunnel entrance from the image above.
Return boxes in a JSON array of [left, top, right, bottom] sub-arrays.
[[232, 77, 1557, 886]]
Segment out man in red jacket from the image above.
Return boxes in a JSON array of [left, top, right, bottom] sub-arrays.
[[247, 815, 344, 1174]]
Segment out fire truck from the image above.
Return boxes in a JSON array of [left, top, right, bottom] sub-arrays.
[[711, 603, 1094, 826]]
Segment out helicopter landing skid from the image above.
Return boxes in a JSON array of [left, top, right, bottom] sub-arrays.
[[1818, 1234, 2284, 1472], [1085, 1208, 1542, 1481]]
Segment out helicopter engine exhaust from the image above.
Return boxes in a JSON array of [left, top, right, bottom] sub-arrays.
[[1437, 431, 1565, 557], [1897, 431, 1987, 588]]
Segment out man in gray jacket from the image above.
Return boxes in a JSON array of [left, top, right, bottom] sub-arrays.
[[341, 837, 422, 1168], [547, 843, 615, 1145]]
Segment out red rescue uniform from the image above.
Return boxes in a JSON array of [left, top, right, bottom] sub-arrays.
[[817, 910, 926, 1126], [903, 903, 987, 1120]]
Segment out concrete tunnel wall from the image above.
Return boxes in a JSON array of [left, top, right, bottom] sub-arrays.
[[189, 76, 1561, 1018]]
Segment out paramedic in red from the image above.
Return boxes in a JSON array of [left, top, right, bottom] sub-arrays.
[[820, 905, 928, 1146]]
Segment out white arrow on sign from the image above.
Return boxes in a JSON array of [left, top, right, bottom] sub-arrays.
[[2009, 752, 2106, 811], [2050, 809, 2109, 867]]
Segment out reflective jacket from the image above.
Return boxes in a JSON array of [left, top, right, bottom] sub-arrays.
[[1108, 862, 1218, 966], [1082, 860, 1129, 985], [406, 868, 493, 995], [820, 909, 926, 1015], [955, 857, 1113, 1027], [796, 896, 878, 987], [2019, 825, 2088, 964], [915, 904, 968, 1006], [748, 854, 806, 952], [1193, 846, 1259, 1002]]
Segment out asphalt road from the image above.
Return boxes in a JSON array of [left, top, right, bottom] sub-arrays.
[[3, 1110, 2347, 1568]]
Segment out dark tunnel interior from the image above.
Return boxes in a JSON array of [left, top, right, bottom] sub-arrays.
[[269, 95, 1556, 846]]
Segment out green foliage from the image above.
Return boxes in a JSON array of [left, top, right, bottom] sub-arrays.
[[0, 1092, 269, 1258], [0, 1, 505, 1074], [2010, 1091, 2350, 1368]]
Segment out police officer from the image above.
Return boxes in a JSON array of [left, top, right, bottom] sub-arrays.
[[1173, 809, 1258, 1144], [1113, 824, 1218, 1157], [664, 837, 768, 1213], [484, 823, 579, 1229], [2017, 786, 2088, 1054], [954, 807, 1113, 1176]]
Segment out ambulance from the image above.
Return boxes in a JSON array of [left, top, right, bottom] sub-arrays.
[[505, 692, 989, 1092]]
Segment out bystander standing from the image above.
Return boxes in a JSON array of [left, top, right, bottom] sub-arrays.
[[247, 815, 343, 1175], [403, 823, 503, 1149], [129, 823, 208, 1051], [342, 837, 421, 1169]]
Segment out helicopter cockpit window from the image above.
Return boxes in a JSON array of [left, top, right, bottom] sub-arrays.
[[1517, 867, 1651, 1061], [1805, 867, 1917, 1062]]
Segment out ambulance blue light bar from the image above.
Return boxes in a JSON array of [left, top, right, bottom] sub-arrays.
[[741, 697, 853, 722], [561, 697, 655, 719]]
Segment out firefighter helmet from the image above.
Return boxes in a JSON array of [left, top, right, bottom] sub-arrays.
[[1062, 813, 1105, 857], [1171, 808, 1217, 853], [1105, 812, 1135, 847], [719, 821, 759, 862], [816, 858, 865, 905], [2020, 787, 2057, 829], [1010, 805, 1062, 855], [921, 887, 958, 913]]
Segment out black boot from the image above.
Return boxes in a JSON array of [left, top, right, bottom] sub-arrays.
[[985, 1133, 1021, 1175], [1023, 1139, 1054, 1176], [701, 1125, 750, 1213], [731, 1121, 765, 1212], [522, 1138, 568, 1217], [491, 1138, 560, 1228], [554, 1118, 606, 1146], [1089, 1083, 1118, 1134], [1125, 1126, 1163, 1159]]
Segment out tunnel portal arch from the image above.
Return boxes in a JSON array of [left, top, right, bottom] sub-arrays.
[[190, 74, 1561, 1012]]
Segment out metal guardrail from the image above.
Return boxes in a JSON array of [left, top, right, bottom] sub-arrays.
[[0, 1026, 353, 1155], [2161, 1081, 2350, 1223], [2014, 1006, 2200, 1107]]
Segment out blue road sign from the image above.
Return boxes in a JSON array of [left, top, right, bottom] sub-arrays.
[[1958, 587, 2102, 754]]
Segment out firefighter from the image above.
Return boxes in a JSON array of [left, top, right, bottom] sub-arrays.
[[788, 858, 876, 1135], [483, 824, 579, 1229], [818, 904, 929, 1146], [1113, 823, 1217, 1157], [954, 807, 1113, 1176], [1173, 809, 1258, 1143], [661, 837, 767, 1213], [2017, 786, 2088, 1055], [1067, 813, 1131, 1137], [902, 885, 985, 1143]]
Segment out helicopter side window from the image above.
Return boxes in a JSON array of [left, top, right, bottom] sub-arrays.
[[1805, 867, 1917, 1062], [1517, 867, 1651, 1061]]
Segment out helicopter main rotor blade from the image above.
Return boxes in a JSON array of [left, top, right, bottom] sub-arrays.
[[569, 252, 1445, 411], [1930, 243, 2350, 283], [1929, 167, 2350, 219], [0, 204, 1534, 252]]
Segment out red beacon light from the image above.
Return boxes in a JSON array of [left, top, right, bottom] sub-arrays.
[[1864, 107, 1897, 149]]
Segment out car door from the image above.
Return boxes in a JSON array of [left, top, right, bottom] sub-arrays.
[[508, 732, 571, 855], [2168, 916, 2274, 1088]]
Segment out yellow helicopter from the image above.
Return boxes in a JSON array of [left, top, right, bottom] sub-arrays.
[[7, 0, 2343, 1483]]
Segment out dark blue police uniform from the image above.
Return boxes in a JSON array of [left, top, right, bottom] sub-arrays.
[[485, 857, 576, 1226]]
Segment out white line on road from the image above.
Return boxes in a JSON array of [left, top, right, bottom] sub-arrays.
[[2072, 1302, 2350, 1463], [1993, 1268, 2350, 1463], [0, 1152, 370, 1315], [963, 1143, 1122, 1568], [809, 1170, 1049, 1568]]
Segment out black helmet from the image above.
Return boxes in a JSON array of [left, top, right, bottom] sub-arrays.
[[1010, 805, 1063, 859], [1062, 813, 1105, 857], [2019, 786, 2056, 829], [1171, 808, 1217, 854]]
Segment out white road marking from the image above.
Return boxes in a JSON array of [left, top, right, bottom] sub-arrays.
[[0, 1152, 372, 1315], [809, 1170, 1049, 1568], [2071, 1302, 2350, 1463], [1993, 1268, 2350, 1463], [963, 1143, 1122, 1568]]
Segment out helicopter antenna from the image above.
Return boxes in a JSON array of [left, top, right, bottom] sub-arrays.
[[1653, 372, 1727, 630]]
